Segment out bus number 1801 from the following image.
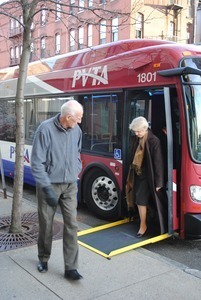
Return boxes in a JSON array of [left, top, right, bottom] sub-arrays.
[[137, 72, 157, 83]]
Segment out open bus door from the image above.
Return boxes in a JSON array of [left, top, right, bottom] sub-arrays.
[[164, 87, 175, 235]]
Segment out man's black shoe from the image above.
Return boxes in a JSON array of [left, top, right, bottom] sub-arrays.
[[37, 261, 48, 273], [64, 269, 83, 280]]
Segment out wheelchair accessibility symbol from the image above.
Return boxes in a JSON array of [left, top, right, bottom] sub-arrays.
[[114, 148, 121, 160]]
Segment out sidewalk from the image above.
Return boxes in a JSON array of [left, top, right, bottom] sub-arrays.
[[1, 191, 201, 300]]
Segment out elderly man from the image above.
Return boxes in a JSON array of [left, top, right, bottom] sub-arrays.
[[31, 100, 83, 280]]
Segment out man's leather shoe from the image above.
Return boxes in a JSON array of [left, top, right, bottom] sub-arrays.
[[64, 269, 83, 280], [37, 261, 48, 273]]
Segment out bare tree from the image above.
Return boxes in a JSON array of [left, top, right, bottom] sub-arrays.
[[0, 0, 136, 233]]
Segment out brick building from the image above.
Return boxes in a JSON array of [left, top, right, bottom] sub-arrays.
[[0, 0, 197, 70]]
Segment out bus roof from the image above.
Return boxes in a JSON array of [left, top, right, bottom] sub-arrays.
[[0, 39, 175, 81], [0, 39, 201, 97]]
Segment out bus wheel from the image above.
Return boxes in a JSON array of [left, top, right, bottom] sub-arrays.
[[83, 169, 119, 220]]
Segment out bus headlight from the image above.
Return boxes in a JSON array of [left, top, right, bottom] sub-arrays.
[[190, 186, 201, 203]]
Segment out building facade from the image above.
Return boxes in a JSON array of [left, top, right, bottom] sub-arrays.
[[195, 0, 201, 43], [0, 0, 199, 70]]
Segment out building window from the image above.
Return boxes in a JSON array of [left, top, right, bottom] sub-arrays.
[[70, 0, 76, 15], [30, 43, 34, 62], [56, 0, 61, 21], [168, 21, 175, 40], [100, 20, 106, 44], [135, 13, 143, 38], [10, 47, 14, 65], [88, 0, 93, 7], [79, 0, 84, 11], [100, 0, 106, 4], [41, 6, 46, 26], [15, 18, 19, 30], [112, 18, 118, 42], [41, 37, 46, 58], [10, 17, 23, 36], [19, 15, 23, 31], [78, 27, 84, 49], [70, 29, 76, 51], [87, 24, 92, 47], [10, 18, 14, 36], [15, 46, 19, 63], [55, 33, 61, 54]]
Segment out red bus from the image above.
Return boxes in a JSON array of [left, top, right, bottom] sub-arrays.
[[0, 39, 201, 239]]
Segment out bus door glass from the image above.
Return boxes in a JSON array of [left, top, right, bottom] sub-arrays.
[[125, 90, 150, 160], [151, 88, 181, 233]]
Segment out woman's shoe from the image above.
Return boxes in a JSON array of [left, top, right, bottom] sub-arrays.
[[136, 229, 147, 238]]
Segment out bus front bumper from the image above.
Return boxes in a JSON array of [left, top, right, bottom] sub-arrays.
[[185, 213, 201, 240]]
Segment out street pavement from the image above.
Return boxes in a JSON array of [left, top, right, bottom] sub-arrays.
[[1, 190, 201, 300]]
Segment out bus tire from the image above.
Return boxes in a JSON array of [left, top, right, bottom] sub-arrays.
[[83, 168, 119, 220]]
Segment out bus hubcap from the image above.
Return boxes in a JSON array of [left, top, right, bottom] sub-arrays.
[[91, 176, 118, 211]]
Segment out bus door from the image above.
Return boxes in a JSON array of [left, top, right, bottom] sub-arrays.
[[125, 88, 180, 239], [151, 88, 181, 235]]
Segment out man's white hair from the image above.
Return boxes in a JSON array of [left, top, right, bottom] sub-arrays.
[[129, 116, 149, 131], [61, 100, 83, 117]]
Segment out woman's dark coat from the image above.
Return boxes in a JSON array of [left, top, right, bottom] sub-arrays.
[[126, 129, 167, 234]]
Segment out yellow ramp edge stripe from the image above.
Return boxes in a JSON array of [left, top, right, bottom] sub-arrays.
[[78, 233, 170, 258], [109, 233, 170, 257], [78, 218, 130, 237]]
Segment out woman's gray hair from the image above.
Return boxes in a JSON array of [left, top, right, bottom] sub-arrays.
[[61, 100, 83, 117], [129, 116, 149, 132]]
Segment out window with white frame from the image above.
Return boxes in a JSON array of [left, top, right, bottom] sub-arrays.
[[55, 33, 61, 54], [15, 18, 19, 29], [135, 13, 143, 38], [41, 6, 46, 26], [70, 29, 76, 51], [78, 27, 84, 49], [10, 47, 14, 64], [19, 15, 23, 31], [10, 18, 14, 35], [41, 37, 46, 58], [15, 46, 19, 63], [30, 43, 34, 62], [56, 0, 61, 20], [168, 21, 175, 40], [79, 0, 84, 11], [70, 0, 76, 14], [112, 18, 118, 42], [100, 20, 106, 44], [87, 24, 92, 47], [88, 0, 93, 7]]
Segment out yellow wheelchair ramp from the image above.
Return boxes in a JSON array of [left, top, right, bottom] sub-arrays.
[[78, 219, 170, 258]]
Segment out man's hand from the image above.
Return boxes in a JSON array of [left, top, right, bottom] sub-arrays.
[[42, 186, 58, 207]]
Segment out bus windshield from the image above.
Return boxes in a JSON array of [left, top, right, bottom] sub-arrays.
[[182, 58, 201, 162]]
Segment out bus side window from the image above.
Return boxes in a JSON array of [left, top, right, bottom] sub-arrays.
[[81, 94, 118, 154]]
